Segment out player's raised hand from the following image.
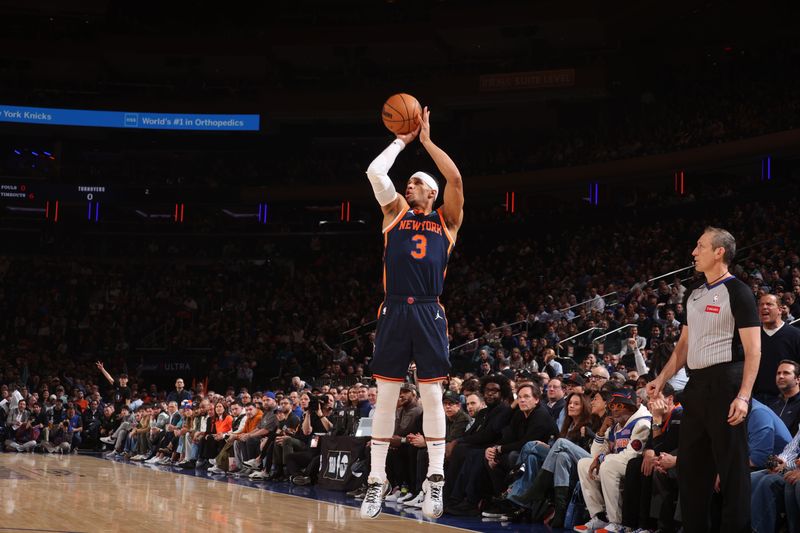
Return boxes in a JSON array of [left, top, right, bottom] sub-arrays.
[[418, 106, 431, 144], [396, 121, 420, 146]]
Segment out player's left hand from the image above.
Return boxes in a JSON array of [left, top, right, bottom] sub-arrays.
[[727, 396, 748, 426], [418, 106, 431, 144]]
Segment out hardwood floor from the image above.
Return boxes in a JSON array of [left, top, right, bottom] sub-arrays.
[[0, 453, 470, 533]]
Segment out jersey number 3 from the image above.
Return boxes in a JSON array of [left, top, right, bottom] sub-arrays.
[[411, 234, 427, 259]]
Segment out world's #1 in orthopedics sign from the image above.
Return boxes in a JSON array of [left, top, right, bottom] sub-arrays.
[[0, 104, 260, 131]]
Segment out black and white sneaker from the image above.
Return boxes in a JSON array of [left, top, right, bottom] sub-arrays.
[[422, 474, 445, 519], [359, 477, 391, 519]]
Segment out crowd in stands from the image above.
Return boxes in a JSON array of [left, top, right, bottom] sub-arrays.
[[2, 306, 799, 531], [2, 166, 800, 530]]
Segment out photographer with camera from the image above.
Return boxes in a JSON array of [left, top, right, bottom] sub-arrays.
[[303, 393, 335, 436], [44, 418, 74, 453], [286, 392, 339, 485]]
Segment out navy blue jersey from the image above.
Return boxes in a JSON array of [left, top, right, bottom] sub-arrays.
[[382, 209, 455, 298]]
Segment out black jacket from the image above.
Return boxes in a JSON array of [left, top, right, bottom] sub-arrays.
[[647, 405, 683, 453], [458, 402, 513, 448], [768, 392, 800, 437], [498, 404, 559, 454]]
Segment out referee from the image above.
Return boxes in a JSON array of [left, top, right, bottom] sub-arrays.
[[648, 227, 761, 533]]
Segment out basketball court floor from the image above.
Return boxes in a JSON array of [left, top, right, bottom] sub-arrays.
[[0, 452, 561, 532]]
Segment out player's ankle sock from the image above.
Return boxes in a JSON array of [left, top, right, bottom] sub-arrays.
[[426, 440, 446, 477], [368, 441, 389, 483]]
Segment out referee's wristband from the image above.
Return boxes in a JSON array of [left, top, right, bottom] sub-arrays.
[[735, 395, 750, 404]]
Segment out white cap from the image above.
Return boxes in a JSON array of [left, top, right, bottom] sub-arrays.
[[410, 171, 439, 200]]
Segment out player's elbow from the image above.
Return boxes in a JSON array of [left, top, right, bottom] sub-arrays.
[[366, 164, 385, 181], [446, 172, 463, 186]]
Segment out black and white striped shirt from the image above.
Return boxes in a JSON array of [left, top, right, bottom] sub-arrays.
[[682, 276, 759, 370]]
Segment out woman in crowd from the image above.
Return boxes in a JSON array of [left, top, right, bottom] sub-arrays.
[[344, 388, 360, 410], [199, 401, 231, 464], [522, 351, 539, 374], [497, 391, 606, 525]]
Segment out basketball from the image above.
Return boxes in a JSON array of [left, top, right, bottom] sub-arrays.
[[381, 93, 421, 135]]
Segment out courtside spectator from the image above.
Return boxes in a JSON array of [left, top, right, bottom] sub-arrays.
[[500, 392, 598, 525], [575, 389, 652, 533], [754, 294, 800, 402], [207, 401, 247, 474], [444, 375, 513, 507], [747, 399, 792, 470], [622, 383, 683, 530], [769, 360, 800, 436], [750, 427, 800, 532]]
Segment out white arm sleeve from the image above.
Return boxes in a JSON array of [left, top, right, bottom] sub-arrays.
[[366, 139, 404, 206], [633, 346, 649, 375]]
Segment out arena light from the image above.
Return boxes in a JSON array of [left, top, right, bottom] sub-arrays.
[[174, 203, 185, 223], [87, 201, 100, 222], [505, 191, 516, 213], [43, 200, 59, 221], [587, 182, 599, 205], [674, 171, 685, 195], [761, 157, 772, 181]]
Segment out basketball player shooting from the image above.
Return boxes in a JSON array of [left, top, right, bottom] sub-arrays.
[[360, 106, 464, 520]]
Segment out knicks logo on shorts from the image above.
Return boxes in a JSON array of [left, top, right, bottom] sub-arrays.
[[705, 305, 721, 314]]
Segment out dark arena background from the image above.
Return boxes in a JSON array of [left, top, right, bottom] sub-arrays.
[[2, 1, 800, 532]]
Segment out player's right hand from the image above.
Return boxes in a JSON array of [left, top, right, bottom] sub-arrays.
[[396, 122, 421, 146]]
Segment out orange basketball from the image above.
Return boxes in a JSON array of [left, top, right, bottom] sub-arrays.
[[381, 93, 421, 135]]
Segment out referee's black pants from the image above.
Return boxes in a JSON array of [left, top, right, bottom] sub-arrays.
[[678, 362, 750, 533]]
